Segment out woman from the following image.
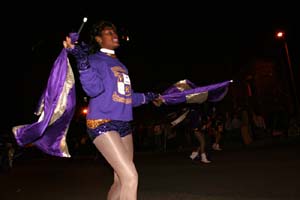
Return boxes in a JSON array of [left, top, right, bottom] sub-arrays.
[[63, 20, 159, 200]]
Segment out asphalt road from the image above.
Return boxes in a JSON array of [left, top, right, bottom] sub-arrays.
[[1, 138, 300, 200]]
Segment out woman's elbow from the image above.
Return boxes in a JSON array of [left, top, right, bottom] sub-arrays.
[[83, 87, 104, 97]]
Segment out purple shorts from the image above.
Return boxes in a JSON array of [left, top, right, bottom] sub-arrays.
[[87, 120, 132, 141]]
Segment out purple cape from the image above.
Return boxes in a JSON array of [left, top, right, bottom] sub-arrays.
[[161, 79, 232, 105], [12, 48, 76, 157], [161, 79, 232, 126]]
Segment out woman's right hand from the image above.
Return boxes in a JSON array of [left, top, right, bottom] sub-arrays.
[[63, 32, 79, 49], [63, 36, 75, 49]]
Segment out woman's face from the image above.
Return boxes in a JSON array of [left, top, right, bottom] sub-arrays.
[[97, 27, 119, 50]]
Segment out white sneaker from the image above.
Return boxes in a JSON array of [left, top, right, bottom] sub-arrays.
[[212, 143, 222, 151], [201, 159, 211, 163], [190, 151, 199, 160], [200, 153, 211, 163]]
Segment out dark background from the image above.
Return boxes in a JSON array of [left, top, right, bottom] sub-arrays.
[[3, 2, 300, 133]]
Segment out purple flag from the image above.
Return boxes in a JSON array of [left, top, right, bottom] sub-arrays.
[[12, 48, 76, 157], [161, 79, 232, 105]]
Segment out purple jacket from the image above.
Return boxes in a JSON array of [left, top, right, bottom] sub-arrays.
[[79, 52, 145, 121]]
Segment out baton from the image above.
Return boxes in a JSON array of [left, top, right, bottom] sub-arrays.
[[78, 17, 88, 34]]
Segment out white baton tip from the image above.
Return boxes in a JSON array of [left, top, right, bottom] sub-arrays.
[[83, 17, 88, 22]]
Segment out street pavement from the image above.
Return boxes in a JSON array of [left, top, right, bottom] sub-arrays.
[[1, 137, 300, 200]]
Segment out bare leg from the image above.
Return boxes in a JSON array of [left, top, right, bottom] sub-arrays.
[[213, 130, 222, 150], [108, 172, 121, 200], [93, 131, 138, 200], [194, 131, 205, 154], [215, 131, 221, 145], [107, 134, 135, 200], [194, 131, 211, 163]]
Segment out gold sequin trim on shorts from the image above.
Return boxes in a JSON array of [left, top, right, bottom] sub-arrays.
[[86, 119, 111, 129]]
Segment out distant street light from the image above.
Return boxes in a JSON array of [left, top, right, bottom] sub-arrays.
[[82, 107, 88, 115], [276, 31, 299, 113]]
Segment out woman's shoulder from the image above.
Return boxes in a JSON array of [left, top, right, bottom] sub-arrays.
[[89, 51, 103, 59], [88, 52, 108, 64]]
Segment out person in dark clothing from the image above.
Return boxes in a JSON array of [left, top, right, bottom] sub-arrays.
[[188, 107, 211, 163]]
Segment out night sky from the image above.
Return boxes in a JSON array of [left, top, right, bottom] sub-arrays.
[[3, 2, 300, 133]]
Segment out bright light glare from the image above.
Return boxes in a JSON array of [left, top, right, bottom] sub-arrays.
[[276, 31, 284, 38], [82, 108, 88, 115]]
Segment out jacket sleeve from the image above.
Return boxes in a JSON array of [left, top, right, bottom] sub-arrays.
[[131, 91, 159, 107], [78, 62, 105, 98], [131, 92, 146, 107]]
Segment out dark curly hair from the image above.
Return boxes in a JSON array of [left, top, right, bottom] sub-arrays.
[[89, 20, 117, 54]]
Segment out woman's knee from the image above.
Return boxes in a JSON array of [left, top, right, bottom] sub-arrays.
[[123, 167, 138, 187]]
